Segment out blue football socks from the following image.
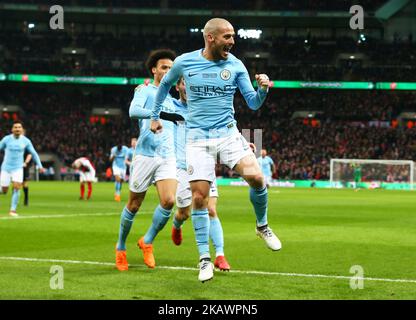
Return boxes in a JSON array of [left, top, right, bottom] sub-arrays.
[[116, 206, 135, 251], [143, 205, 172, 244], [209, 217, 224, 256], [249, 186, 268, 227], [191, 208, 210, 260]]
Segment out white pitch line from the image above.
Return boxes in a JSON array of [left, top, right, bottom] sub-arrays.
[[1, 256, 415, 284], [0, 212, 150, 220]]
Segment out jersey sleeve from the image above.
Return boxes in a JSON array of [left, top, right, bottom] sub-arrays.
[[151, 56, 184, 120], [0, 136, 6, 150], [129, 85, 152, 119], [235, 60, 268, 111], [25, 139, 43, 168], [123, 146, 129, 160]]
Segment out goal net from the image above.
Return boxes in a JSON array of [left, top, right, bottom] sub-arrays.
[[330, 159, 415, 190]]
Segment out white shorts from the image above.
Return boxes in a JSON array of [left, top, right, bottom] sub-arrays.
[[265, 175, 272, 186], [1, 169, 23, 187], [129, 154, 177, 193], [176, 168, 219, 208], [79, 170, 96, 182], [112, 165, 126, 180], [186, 132, 252, 182]]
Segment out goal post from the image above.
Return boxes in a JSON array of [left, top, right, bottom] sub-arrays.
[[330, 159, 415, 190]]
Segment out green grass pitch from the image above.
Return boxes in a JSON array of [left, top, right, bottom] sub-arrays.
[[0, 182, 415, 299]]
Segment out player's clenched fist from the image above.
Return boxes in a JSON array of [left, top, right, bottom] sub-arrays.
[[255, 74, 270, 91], [150, 119, 163, 133]]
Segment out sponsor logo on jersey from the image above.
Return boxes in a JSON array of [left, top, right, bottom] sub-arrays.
[[189, 85, 234, 96]]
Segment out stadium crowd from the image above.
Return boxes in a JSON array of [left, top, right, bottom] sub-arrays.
[[1, 29, 415, 81]]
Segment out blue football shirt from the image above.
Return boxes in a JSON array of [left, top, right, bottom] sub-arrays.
[[152, 49, 268, 138], [257, 156, 274, 177], [0, 134, 43, 172], [111, 145, 129, 169], [173, 99, 188, 170], [130, 84, 176, 158]]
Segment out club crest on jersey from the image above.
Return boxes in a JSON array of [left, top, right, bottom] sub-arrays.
[[220, 69, 231, 81], [187, 165, 194, 175]]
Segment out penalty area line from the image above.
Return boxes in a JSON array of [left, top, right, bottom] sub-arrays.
[[0, 256, 415, 284]]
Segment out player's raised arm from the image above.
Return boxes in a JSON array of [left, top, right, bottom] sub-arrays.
[[236, 62, 269, 110]]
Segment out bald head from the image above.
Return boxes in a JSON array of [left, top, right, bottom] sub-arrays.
[[203, 18, 233, 39], [202, 18, 235, 60]]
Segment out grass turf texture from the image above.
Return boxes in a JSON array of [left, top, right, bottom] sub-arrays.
[[0, 182, 415, 299]]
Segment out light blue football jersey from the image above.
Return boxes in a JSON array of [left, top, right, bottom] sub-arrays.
[[257, 156, 274, 177], [130, 84, 176, 158], [126, 147, 134, 165], [0, 134, 43, 172], [111, 145, 129, 169], [152, 49, 268, 139], [173, 99, 188, 170]]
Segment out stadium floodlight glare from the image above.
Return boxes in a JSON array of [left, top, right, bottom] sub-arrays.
[[330, 159, 415, 190], [350, 55, 355, 59], [237, 29, 262, 39], [28, 23, 35, 29]]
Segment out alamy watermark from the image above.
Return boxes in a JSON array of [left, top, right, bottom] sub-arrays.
[[49, 5, 64, 30], [350, 5, 364, 30], [50, 265, 64, 290], [349, 265, 364, 290]]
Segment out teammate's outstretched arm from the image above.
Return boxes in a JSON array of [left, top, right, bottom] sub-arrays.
[[236, 63, 270, 110], [129, 85, 184, 124], [150, 57, 183, 133]]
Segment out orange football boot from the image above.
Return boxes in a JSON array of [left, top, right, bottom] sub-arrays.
[[115, 246, 128, 271], [137, 237, 155, 268]]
